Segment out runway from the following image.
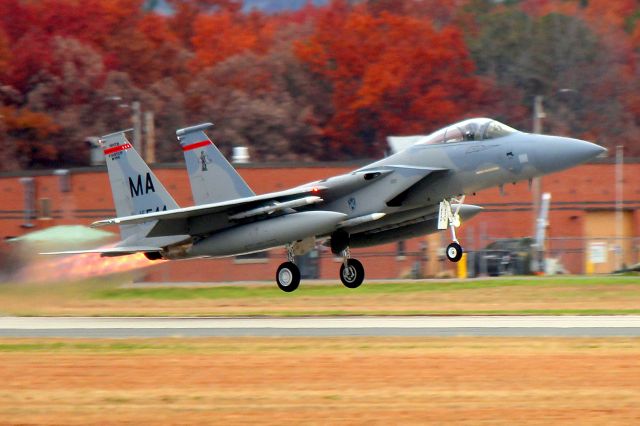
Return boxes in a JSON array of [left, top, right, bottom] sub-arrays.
[[1, 315, 640, 338]]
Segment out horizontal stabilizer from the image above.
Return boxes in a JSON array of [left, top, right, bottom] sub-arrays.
[[41, 246, 162, 257]]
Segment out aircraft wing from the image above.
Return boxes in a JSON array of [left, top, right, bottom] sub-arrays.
[[89, 165, 447, 240], [92, 186, 325, 228]]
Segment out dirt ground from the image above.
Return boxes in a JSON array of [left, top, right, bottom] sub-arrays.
[[0, 337, 638, 425]]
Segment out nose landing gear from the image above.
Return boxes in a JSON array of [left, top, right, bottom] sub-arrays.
[[439, 196, 465, 263], [446, 242, 463, 262]]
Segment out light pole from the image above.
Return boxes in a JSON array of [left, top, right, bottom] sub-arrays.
[[531, 95, 545, 273], [105, 96, 144, 156], [615, 145, 624, 270], [131, 101, 142, 154], [530, 90, 584, 273], [144, 111, 156, 164]]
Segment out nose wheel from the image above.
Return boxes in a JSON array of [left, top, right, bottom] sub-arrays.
[[446, 242, 463, 262]]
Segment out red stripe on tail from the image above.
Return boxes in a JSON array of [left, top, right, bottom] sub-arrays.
[[103, 143, 132, 155], [182, 140, 210, 151]]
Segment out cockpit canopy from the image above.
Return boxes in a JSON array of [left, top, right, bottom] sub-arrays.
[[416, 118, 517, 145]]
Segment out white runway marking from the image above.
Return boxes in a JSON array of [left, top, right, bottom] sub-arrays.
[[2, 315, 640, 329], [1, 316, 640, 337]]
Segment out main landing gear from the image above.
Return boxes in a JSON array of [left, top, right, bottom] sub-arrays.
[[276, 245, 300, 292], [275, 243, 365, 292], [339, 247, 364, 289], [439, 196, 465, 263]]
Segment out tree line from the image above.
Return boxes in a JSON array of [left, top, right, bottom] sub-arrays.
[[1, 0, 639, 170]]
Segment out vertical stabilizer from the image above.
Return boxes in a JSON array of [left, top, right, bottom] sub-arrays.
[[177, 123, 255, 205], [101, 130, 179, 240]]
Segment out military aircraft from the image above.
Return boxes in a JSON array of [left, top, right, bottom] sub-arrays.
[[44, 118, 605, 291]]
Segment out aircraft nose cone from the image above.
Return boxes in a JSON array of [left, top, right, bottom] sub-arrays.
[[569, 139, 607, 163], [532, 136, 606, 174]]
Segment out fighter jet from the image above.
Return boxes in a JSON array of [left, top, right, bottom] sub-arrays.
[[44, 118, 605, 291]]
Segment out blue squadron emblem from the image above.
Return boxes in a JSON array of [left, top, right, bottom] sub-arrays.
[[348, 197, 357, 211]]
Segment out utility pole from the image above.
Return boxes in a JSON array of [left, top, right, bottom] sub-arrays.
[[531, 95, 545, 273], [144, 111, 155, 163], [131, 101, 142, 153], [535, 193, 551, 274], [615, 145, 624, 270]]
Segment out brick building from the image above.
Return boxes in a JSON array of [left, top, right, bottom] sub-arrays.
[[1, 160, 638, 281]]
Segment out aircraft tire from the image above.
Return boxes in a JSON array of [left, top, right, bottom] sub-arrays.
[[340, 258, 365, 289], [276, 261, 300, 292], [446, 242, 463, 262]]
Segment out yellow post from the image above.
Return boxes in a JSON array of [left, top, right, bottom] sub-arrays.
[[585, 260, 594, 275], [457, 253, 467, 279]]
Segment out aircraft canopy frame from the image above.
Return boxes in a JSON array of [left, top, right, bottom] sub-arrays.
[[416, 118, 517, 146]]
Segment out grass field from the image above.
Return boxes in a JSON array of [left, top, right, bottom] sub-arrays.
[[0, 275, 639, 317], [0, 337, 638, 425], [1, 278, 639, 424]]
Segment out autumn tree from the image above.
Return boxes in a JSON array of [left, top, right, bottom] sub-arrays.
[[0, 106, 60, 170], [167, 0, 242, 47], [296, 2, 485, 159], [185, 28, 327, 162], [190, 10, 275, 72], [467, 5, 640, 152], [2, 0, 640, 170]]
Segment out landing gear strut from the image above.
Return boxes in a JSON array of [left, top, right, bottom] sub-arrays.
[[339, 247, 364, 289], [276, 245, 300, 292], [439, 196, 465, 263]]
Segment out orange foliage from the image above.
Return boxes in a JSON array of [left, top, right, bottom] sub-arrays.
[[4, 30, 54, 91], [1, 106, 59, 138], [0, 27, 10, 78], [1, 0, 640, 165], [369, 0, 460, 24], [190, 11, 274, 70], [296, 4, 481, 157], [138, 14, 179, 47], [0, 106, 60, 168], [633, 24, 640, 48]]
